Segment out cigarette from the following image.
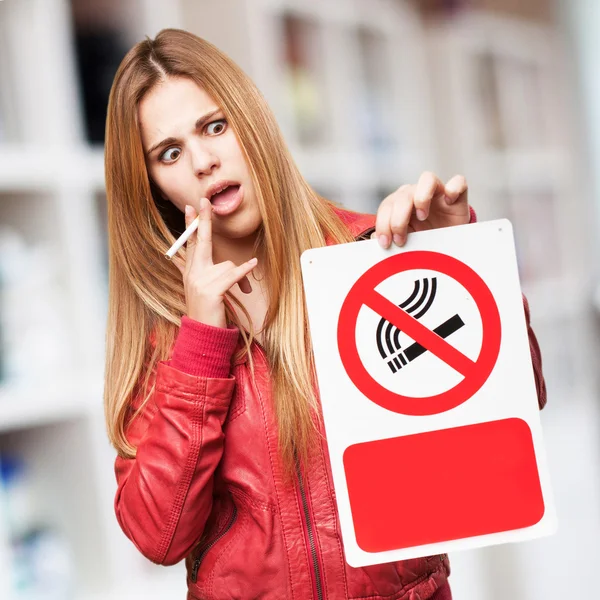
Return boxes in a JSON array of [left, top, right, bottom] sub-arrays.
[[164, 215, 200, 260]]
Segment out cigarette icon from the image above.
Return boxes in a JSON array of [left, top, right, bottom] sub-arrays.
[[387, 314, 465, 373]]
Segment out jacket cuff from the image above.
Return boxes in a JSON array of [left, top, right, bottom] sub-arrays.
[[468, 205, 477, 223], [170, 316, 239, 378]]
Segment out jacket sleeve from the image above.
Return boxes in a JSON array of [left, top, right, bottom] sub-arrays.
[[522, 294, 547, 410], [113, 317, 240, 565], [469, 205, 547, 410]]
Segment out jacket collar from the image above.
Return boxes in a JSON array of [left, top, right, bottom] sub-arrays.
[[326, 206, 376, 246]]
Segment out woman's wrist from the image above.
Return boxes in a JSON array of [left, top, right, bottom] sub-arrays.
[[170, 316, 240, 378]]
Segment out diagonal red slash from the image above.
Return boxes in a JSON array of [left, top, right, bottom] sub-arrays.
[[365, 289, 476, 377], [337, 251, 501, 415]]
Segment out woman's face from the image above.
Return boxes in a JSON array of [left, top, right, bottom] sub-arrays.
[[139, 76, 262, 240]]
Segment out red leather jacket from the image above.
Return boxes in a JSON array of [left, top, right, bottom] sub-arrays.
[[114, 208, 547, 600]]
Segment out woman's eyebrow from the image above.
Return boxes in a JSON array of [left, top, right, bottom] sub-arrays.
[[146, 136, 178, 157], [145, 108, 222, 156]]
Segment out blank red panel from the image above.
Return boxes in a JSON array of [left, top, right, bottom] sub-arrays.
[[343, 418, 545, 553]]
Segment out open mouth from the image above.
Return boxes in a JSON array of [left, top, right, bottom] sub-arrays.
[[208, 183, 243, 216], [209, 184, 241, 207]]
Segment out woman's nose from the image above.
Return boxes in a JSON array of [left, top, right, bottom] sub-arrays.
[[191, 143, 219, 176]]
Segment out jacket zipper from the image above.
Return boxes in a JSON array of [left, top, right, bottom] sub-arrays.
[[190, 502, 237, 583], [295, 456, 325, 600]]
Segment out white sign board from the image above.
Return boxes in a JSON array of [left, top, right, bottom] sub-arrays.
[[301, 219, 557, 568]]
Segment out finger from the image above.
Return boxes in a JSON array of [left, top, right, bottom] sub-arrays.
[[444, 175, 468, 205], [179, 204, 199, 276], [414, 171, 445, 221], [375, 195, 394, 249], [389, 191, 414, 246], [194, 197, 214, 266], [171, 255, 185, 277], [183, 204, 197, 254], [218, 258, 259, 292], [204, 261, 253, 293]]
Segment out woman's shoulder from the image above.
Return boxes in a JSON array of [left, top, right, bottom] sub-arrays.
[[331, 205, 376, 240]]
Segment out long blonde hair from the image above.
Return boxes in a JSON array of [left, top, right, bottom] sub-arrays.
[[103, 28, 358, 475]]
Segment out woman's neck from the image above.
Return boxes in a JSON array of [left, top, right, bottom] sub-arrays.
[[212, 231, 260, 266]]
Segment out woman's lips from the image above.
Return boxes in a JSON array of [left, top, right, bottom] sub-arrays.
[[210, 185, 243, 216]]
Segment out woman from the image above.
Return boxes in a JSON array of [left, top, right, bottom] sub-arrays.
[[104, 28, 546, 600]]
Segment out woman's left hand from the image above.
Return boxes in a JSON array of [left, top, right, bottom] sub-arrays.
[[373, 171, 469, 248]]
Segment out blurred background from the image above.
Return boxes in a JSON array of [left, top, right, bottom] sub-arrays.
[[0, 0, 598, 598]]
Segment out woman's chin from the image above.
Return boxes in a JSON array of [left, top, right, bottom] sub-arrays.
[[214, 215, 262, 241]]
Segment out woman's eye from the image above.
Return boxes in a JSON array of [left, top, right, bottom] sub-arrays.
[[206, 119, 227, 135], [160, 147, 180, 162]]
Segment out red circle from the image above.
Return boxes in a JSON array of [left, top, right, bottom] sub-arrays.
[[337, 251, 501, 415]]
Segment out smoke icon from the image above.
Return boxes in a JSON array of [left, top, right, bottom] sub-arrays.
[[376, 278, 465, 373]]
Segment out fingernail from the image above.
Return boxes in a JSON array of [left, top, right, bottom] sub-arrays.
[[185, 205, 192, 217], [393, 234, 403, 246], [248, 257, 258, 265], [378, 235, 389, 249], [416, 209, 426, 221]]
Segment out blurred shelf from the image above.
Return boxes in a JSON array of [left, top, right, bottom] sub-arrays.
[[259, 0, 413, 32], [292, 147, 422, 189], [592, 282, 600, 315], [463, 149, 570, 191], [0, 372, 102, 434], [83, 563, 188, 600], [521, 274, 591, 323], [0, 145, 105, 191]]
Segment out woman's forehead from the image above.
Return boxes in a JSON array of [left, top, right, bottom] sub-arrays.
[[140, 78, 216, 118], [138, 78, 220, 146]]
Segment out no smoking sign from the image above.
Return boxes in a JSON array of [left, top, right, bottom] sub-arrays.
[[301, 219, 556, 567], [338, 250, 501, 415]]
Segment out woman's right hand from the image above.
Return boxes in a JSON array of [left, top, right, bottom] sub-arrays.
[[173, 197, 258, 328]]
